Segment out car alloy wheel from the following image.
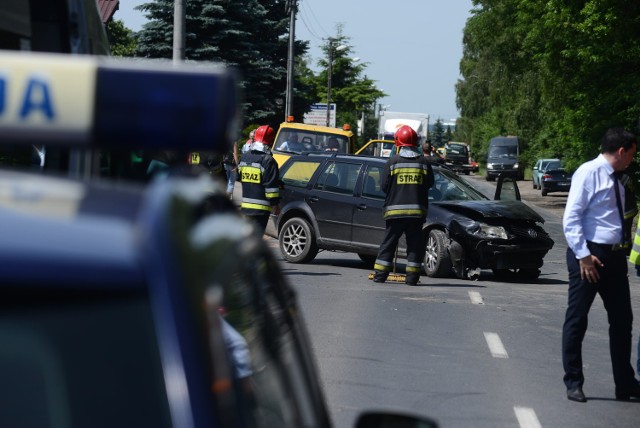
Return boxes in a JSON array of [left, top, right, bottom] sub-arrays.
[[279, 217, 319, 263], [424, 229, 452, 278]]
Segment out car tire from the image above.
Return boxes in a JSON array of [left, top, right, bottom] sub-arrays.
[[492, 268, 541, 281], [358, 253, 376, 267], [541, 185, 548, 196], [532, 179, 537, 190], [424, 229, 452, 278], [279, 217, 319, 263], [485, 175, 495, 182]]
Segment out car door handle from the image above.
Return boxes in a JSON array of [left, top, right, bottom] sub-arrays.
[[309, 196, 319, 203], [357, 204, 368, 210]]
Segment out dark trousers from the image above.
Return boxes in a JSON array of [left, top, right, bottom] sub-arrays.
[[562, 244, 636, 390], [245, 213, 269, 235], [375, 218, 425, 276]]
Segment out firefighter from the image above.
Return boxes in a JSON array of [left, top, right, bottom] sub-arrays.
[[373, 125, 434, 285], [238, 125, 280, 234]]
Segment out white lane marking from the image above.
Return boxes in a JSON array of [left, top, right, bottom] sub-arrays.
[[468, 291, 484, 304], [483, 332, 509, 358], [514, 406, 541, 428]]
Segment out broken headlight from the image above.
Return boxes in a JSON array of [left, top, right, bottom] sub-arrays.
[[478, 223, 508, 239]]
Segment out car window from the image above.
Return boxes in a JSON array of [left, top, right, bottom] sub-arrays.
[[362, 165, 385, 199], [358, 141, 395, 158], [275, 130, 348, 154], [281, 160, 322, 188], [314, 161, 362, 195], [546, 161, 563, 170], [431, 168, 489, 201]]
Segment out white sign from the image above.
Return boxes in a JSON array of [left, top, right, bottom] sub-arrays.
[[303, 103, 336, 127]]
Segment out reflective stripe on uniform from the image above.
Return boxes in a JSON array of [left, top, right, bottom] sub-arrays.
[[241, 202, 272, 212], [384, 209, 425, 218], [374, 259, 393, 272], [384, 203, 425, 218], [390, 167, 428, 175], [406, 261, 422, 273], [629, 227, 640, 265], [389, 162, 429, 171], [243, 197, 270, 205], [265, 186, 280, 199]]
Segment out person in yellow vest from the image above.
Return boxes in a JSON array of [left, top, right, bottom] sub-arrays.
[[625, 173, 640, 378]]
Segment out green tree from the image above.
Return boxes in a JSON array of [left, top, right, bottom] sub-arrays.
[[106, 19, 137, 57], [431, 119, 445, 147], [456, 0, 640, 171], [135, 0, 308, 124], [307, 27, 385, 143]]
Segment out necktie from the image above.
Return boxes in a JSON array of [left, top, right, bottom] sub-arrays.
[[612, 173, 625, 242]]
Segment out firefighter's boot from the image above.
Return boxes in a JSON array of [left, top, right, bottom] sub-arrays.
[[405, 272, 420, 286], [373, 270, 388, 283]]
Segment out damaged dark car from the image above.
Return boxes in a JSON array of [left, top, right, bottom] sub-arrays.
[[268, 154, 554, 281]]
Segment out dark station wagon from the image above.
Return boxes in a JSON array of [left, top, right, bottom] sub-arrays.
[[270, 153, 554, 281]]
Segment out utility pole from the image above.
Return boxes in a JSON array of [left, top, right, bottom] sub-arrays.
[[285, 0, 298, 120], [326, 38, 334, 127], [173, 0, 185, 63]]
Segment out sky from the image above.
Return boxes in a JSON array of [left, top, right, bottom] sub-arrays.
[[116, 1, 474, 123]]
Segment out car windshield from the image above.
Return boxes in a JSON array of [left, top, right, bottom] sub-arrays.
[[488, 146, 517, 158], [431, 167, 489, 201], [274, 129, 349, 155], [546, 161, 563, 170], [446, 144, 468, 155]]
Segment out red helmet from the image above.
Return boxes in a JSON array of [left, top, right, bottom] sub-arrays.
[[394, 125, 418, 147], [254, 125, 275, 146]]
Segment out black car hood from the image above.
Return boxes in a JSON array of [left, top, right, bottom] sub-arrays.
[[436, 200, 545, 223]]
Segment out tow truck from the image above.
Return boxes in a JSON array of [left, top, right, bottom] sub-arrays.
[[271, 117, 356, 167], [0, 33, 436, 428]]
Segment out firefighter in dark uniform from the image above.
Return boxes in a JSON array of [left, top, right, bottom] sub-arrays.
[[238, 125, 280, 234], [373, 125, 434, 285]]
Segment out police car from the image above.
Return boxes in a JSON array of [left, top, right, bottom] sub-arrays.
[[0, 50, 437, 427]]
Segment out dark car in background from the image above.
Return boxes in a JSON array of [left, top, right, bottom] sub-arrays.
[[532, 158, 560, 189], [444, 142, 473, 175], [486, 136, 524, 181], [538, 160, 572, 196], [270, 153, 554, 281]]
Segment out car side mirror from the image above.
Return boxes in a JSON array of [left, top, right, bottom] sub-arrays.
[[355, 411, 438, 428], [494, 174, 521, 201]]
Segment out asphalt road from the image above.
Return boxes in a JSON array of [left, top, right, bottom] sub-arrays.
[[263, 174, 640, 428]]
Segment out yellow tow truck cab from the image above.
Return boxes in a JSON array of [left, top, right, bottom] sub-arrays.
[[355, 139, 396, 158], [271, 118, 355, 167]]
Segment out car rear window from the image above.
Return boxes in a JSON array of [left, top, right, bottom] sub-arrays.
[[281, 160, 322, 188], [0, 288, 171, 428]]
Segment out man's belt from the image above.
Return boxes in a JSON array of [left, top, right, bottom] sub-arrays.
[[611, 242, 630, 251], [588, 241, 630, 252]]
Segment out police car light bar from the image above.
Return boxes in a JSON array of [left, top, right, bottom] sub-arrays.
[[0, 50, 238, 151]]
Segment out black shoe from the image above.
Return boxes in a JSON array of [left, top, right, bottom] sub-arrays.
[[372, 271, 388, 283], [567, 387, 587, 403], [405, 273, 419, 286], [615, 384, 640, 401]]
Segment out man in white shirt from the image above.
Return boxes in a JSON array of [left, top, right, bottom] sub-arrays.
[[562, 127, 640, 403]]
